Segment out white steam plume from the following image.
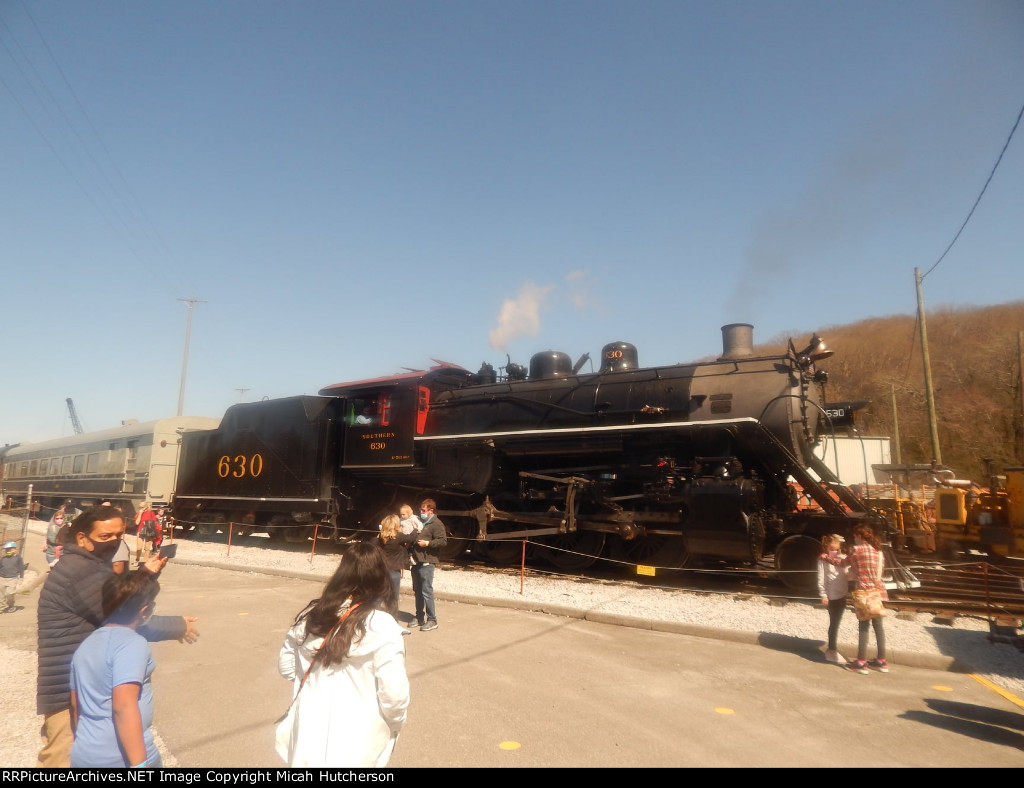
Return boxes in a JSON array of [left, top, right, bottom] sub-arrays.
[[488, 281, 555, 351]]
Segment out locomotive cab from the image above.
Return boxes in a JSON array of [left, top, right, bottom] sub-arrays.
[[341, 387, 417, 468], [321, 363, 476, 473]]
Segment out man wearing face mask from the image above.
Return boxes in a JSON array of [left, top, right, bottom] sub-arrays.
[[408, 498, 448, 632], [35, 506, 200, 768]]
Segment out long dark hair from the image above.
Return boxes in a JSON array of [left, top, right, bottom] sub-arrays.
[[300, 541, 392, 666], [853, 524, 882, 551]]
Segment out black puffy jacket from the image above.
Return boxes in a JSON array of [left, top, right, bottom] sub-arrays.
[[36, 544, 185, 715]]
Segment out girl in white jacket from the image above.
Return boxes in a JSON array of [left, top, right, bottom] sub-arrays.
[[277, 541, 410, 767], [817, 534, 850, 664]]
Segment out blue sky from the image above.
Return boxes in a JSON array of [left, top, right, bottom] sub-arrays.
[[2, 1, 1022, 444]]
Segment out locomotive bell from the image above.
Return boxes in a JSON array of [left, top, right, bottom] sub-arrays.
[[719, 323, 754, 360], [529, 350, 573, 380], [600, 342, 639, 373]]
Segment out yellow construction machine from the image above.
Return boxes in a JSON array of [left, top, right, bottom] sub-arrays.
[[933, 464, 1024, 559]]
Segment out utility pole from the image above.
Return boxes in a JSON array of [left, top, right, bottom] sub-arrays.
[[915, 268, 941, 464], [235, 388, 249, 403], [1018, 331, 1024, 463], [890, 384, 902, 465], [176, 296, 206, 417]]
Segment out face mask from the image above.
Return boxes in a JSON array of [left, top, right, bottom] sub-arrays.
[[86, 536, 122, 562], [419, 512, 431, 523]]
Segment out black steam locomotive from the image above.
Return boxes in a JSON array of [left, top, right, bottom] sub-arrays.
[[171, 324, 894, 587]]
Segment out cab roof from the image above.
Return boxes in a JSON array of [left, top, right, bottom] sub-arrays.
[[318, 362, 472, 397]]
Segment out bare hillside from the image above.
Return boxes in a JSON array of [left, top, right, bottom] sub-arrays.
[[754, 301, 1024, 482]]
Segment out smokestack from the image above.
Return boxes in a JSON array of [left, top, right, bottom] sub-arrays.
[[719, 323, 754, 360]]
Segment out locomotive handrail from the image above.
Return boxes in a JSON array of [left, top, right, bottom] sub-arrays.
[[757, 393, 867, 515]]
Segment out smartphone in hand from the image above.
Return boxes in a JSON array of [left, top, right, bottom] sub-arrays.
[[159, 543, 178, 560]]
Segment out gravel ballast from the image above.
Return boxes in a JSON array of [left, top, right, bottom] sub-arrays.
[[3, 522, 1023, 767]]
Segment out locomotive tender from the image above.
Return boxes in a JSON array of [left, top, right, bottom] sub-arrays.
[[171, 323, 893, 586]]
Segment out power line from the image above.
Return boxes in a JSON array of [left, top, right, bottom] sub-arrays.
[[0, 0, 181, 289], [922, 100, 1024, 281]]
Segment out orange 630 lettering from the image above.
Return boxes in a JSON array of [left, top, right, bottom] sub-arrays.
[[217, 453, 264, 478]]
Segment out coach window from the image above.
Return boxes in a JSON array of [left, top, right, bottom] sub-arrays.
[[73, 455, 85, 474], [61, 456, 72, 474], [29, 460, 38, 476], [20, 463, 28, 476], [86, 453, 99, 473], [127, 441, 138, 461], [50, 459, 60, 475]]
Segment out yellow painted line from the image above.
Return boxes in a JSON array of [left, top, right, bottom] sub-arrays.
[[499, 741, 521, 750], [238, 612, 249, 616], [932, 685, 953, 692], [715, 707, 735, 715], [970, 673, 1024, 710]]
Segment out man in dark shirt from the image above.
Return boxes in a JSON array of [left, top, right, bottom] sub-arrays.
[[35, 506, 199, 767], [408, 498, 447, 632]]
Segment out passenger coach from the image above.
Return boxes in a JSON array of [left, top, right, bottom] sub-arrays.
[[1, 416, 220, 518]]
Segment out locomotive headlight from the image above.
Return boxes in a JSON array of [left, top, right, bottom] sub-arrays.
[[814, 370, 829, 384]]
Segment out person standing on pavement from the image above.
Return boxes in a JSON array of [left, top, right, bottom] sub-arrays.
[[135, 505, 159, 564], [375, 515, 415, 627], [35, 505, 199, 768], [816, 534, 849, 664], [1, 541, 25, 611], [409, 498, 447, 631], [153, 506, 166, 551], [45, 512, 65, 567], [844, 524, 889, 675], [276, 541, 409, 767], [69, 572, 163, 768]]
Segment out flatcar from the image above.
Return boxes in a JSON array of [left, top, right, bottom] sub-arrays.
[[171, 324, 904, 589], [1, 416, 220, 519]]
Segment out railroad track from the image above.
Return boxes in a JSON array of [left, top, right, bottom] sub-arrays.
[[889, 558, 1024, 618], [447, 551, 1024, 626]]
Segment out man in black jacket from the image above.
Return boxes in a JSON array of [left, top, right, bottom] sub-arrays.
[[36, 506, 199, 768], [408, 498, 447, 632]]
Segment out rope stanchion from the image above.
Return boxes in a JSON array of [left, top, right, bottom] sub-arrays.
[[519, 539, 526, 594]]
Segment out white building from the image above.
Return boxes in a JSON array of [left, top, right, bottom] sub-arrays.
[[813, 435, 892, 487]]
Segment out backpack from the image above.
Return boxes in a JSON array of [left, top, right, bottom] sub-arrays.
[[140, 516, 157, 539]]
